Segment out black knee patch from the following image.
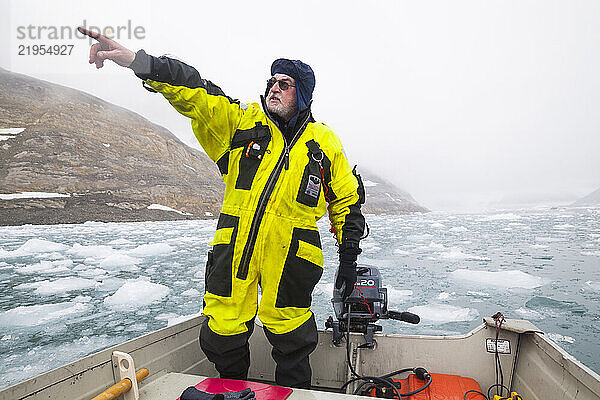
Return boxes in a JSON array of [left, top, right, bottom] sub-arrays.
[[263, 314, 318, 388], [199, 318, 255, 380]]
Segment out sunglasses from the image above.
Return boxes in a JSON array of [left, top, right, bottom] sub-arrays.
[[267, 77, 296, 91]]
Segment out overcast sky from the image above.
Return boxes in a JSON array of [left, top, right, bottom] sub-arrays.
[[1, 0, 599, 210]]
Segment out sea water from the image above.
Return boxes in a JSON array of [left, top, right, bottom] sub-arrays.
[[0, 207, 599, 388]]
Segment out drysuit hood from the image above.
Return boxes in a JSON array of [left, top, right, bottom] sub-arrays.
[[271, 58, 315, 113]]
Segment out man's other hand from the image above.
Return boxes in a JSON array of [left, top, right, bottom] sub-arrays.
[[78, 27, 136, 69], [335, 262, 357, 300]]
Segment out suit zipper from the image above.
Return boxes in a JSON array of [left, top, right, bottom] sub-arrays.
[[236, 106, 310, 279]]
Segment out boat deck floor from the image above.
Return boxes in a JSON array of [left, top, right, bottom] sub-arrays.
[[139, 373, 364, 400]]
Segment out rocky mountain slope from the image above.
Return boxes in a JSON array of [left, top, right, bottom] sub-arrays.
[[358, 169, 428, 214], [0, 68, 426, 226], [572, 187, 600, 206]]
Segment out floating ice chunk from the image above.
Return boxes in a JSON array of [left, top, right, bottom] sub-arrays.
[[440, 247, 489, 261], [450, 269, 545, 289], [582, 250, 600, 257], [583, 281, 600, 292], [95, 278, 126, 292], [427, 241, 445, 250], [554, 224, 574, 229], [467, 290, 490, 297], [128, 243, 173, 257], [479, 213, 522, 221], [315, 282, 334, 296], [430, 222, 445, 228], [530, 244, 549, 249], [182, 288, 200, 297], [387, 288, 413, 303], [147, 204, 192, 216], [361, 241, 381, 252], [362, 180, 378, 187], [68, 243, 116, 258], [204, 212, 214, 217], [450, 226, 468, 233], [0, 301, 89, 327], [77, 267, 108, 278], [103, 278, 170, 309], [437, 292, 455, 300], [393, 249, 410, 255], [535, 237, 564, 243], [515, 307, 544, 320], [107, 238, 133, 246], [0, 192, 70, 200], [38, 252, 65, 260], [73, 295, 92, 303], [16, 277, 96, 295], [407, 304, 479, 323], [98, 253, 141, 269], [102, 143, 110, 147], [16, 259, 73, 274], [408, 234, 434, 242], [547, 333, 575, 344], [158, 312, 203, 327], [0, 239, 69, 258]]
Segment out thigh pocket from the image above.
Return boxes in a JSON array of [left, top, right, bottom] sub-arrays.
[[275, 228, 323, 308], [206, 213, 239, 297]]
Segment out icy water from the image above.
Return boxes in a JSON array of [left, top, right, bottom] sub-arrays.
[[0, 207, 599, 389]]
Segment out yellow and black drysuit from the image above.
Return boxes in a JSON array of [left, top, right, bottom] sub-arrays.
[[130, 51, 366, 388]]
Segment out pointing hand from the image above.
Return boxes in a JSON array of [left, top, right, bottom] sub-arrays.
[[78, 27, 136, 69]]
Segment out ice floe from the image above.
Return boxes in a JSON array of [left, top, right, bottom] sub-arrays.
[[449, 269, 545, 289], [583, 281, 600, 292], [407, 304, 479, 323], [393, 249, 410, 255], [107, 238, 133, 246], [68, 243, 116, 258], [128, 243, 173, 257], [387, 288, 413, 303], [181, 288, 200, 297], [440, 247, 490, 261], [437, 292, 455, 300], [515, 307, 544, 320], [98, 254, 141, 269], [0, 239, 69, 258], [362, 180, 378, 187], [16, 259, 73, 274], [0, 301, 89, 327], [16, 277, 97, 295], [103, 278, 170, 309], [449, 226, 468, 233], [479, 213, 522, 221], [554, 224, 575, 229], [547, 332, 575, 344]]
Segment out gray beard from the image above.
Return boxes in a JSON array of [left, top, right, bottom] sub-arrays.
[[267, 102, 297, 122]]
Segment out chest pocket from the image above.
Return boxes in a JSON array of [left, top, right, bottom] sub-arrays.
[[296, 140, 336, 207], [231, 122, 271, 190]]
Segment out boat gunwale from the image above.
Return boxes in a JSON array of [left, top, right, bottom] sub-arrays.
[[529, 331, 600, 396]]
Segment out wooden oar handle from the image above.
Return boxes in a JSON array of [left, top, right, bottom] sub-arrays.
[[90, 368, 149, 400]]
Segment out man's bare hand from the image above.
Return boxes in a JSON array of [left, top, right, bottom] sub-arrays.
[[78, 27, 136, 69]]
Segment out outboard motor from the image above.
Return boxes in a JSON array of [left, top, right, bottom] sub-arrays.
[[326, 265, 420, 348]]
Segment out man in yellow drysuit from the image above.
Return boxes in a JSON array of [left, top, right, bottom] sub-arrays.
[[80, 27, 366, 389]]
